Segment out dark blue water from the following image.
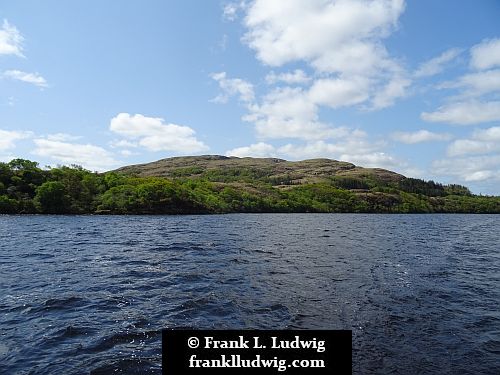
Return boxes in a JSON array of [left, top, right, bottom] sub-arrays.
[[1, 214, 499, 374]]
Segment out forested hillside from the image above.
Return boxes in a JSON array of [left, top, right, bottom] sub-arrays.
[[1, 156, 499, 214]]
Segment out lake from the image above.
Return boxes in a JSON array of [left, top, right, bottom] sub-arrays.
[[1, 214, 499, 374]]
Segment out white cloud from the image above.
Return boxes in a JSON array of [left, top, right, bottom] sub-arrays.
[[218, 1, 413, 142], [437, 69, 500, 97], [243, 0, 404, 72], [370, 75, 411, 109], [243, 86, 334, 140], [265, 69, 311, 85], [312, 40, 397, 76], [4, 70, 48, 88], [223, 1, 247, 21], [213, 73, 348, 140], [391, 129, 452, 144], [224, 137, 402, 170], [32, 138, 119, 171], [434, 125, 500, 183], [222, 122, 396, 166], [275, 139, 402, 169], [213, 2, 413, 143], [242, 73, 408, 140], [470, 38, 500, 70], [278, 137, 385, 159], [224, 132, 409, 171], [109, 139, 139, 149], [308, 76, 370, 108], [446, 126, 500, 157], [225, 142, 277, 157], [422, 41, 500, 127], [447, 139, 500, 157], [421, 100, 500, 125], [465, 170, 496, 181], [120, 149, 136, 157], [0, 20, 23, 57], [109, 113, 208, 153], [472, 126, 500, 142], [46, 133, 82, 142], [210, 71, 375, 141], [0, 129, 32, 150], [414, 48, 463, 78], [339, 151, 400, 169], [211, 72, 255, 103], [433, 155, 500, 182]]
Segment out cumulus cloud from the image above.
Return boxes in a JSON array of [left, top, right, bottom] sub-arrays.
[[432, 126, 500, 184], [46, 133, 81, 142], [308, 76, 371, 108], [243, 86, 334, 140], [472, 126, 500, 141], [120, 149, 137, 157], [212, 1, 413, 143], [109, 113, 208, 153], [277, 137, 384, 159], [447, 126, 500, 157], [210, 72, 255, 103], [243, 0, 404, 72], [32, 138, 119, 171], [213, 73, 365, 140], [422, 39, 500, 126], [243, 0, 411, 109], [421, 100, 500, 125], [0, 129, 33, 150], [470, 38, 500, 71], [414, 48, 463, 78], [225, 142, 277, 158], [391, 129, 452, 144], [437, 69, 500, 97], [109, 139, 139, 149], [223, 129, 411, 173], [0, 20, 23, 57], [339, 151, 400, 169], [3, 70, 48, 88], [224, 137, 402, 169], [265, 69, 311, 85], [212, 70, 386, 143], [433, 155, 500, 182], [447, 139, 500, 157], [275, 139, 405, 170], [370, 75, 411, 109]]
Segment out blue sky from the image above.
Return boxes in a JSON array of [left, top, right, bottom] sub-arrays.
[[1, 1, 500, 194]]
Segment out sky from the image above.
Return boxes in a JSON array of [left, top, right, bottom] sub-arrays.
[[1, 0, 500, 195]]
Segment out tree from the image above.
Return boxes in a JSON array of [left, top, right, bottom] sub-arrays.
[[0, 195, 18, 213], [34, 181, 70, 213]]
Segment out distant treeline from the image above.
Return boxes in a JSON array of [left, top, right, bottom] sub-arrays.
[[1, 159, 499, 214]]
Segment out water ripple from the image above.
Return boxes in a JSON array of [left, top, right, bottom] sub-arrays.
[[0, 214, 499, 374]]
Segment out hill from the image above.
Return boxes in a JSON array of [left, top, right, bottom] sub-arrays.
[[114, 155, 405, 186], [1, 156, 499, 214]]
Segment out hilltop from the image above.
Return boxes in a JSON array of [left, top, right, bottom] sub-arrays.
[[114, 155, 404, 186]]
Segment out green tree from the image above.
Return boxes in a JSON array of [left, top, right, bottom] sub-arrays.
[[0, 195, 18, 213], [97, 185, 140, 213], [34, 181, 70, 213]]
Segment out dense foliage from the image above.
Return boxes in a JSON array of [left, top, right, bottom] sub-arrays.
[[1, 159, 499, 214]]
